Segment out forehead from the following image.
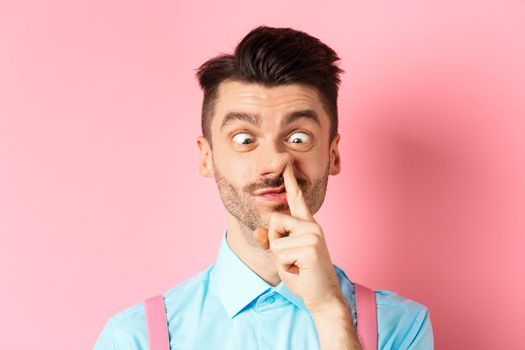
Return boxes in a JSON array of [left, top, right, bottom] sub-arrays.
[[212, 80, 328, 128]]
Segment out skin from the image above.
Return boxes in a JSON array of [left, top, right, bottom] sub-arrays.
[[197, 80, 361, 349]]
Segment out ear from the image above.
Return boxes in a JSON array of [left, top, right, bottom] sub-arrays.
[[329, 133, 341, 176], [197, 136, 214, 178]]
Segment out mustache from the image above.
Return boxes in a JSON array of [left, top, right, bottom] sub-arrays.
[[247, 175, 307, 193]]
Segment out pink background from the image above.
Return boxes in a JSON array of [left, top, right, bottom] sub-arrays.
[[1, 0, 524, 349]]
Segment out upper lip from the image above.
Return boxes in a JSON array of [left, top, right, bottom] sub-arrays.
[[255, 185, 285, 196]]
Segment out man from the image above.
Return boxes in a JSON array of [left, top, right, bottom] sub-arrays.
[[94, 26, 434, 349]]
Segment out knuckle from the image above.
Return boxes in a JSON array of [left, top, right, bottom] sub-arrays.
[[307, 223, 321, 235], [313, 222, 321, 231], [306, 233, 320, 246]]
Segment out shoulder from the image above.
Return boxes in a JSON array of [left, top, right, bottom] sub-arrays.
[[93, 266, 213, 350], [375, 288, 429, 321], [112, 266, 212, 327], [333, 264, 434, 350], [374, 289, 434, 349], [163, 266, 214, 311]]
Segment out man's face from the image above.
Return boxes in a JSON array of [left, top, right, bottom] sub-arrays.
[[197, 80, 341, 235]]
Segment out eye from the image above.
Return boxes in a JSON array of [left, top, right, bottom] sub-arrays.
[[232, 132, 254, 145], [287, 132, 311, 144]]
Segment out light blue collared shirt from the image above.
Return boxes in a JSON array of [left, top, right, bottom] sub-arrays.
[[94, 230, 433, 349]]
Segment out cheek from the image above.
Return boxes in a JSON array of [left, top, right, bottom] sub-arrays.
[[297, 152, 330, 179], [214, 152, 253, 185]]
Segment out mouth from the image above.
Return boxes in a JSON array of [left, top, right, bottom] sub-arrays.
[[254, 186, 287, 205], [254, 185, 285, 196]]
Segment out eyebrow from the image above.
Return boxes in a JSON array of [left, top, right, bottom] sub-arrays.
[[220, 109, 322, 131]]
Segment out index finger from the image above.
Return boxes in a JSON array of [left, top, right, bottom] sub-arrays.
[[283, 159, 314, 222]]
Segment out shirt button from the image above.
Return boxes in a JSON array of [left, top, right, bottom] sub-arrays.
[[265, 296, 275, 304]]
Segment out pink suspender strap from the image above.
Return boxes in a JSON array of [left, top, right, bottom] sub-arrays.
[[355, 283, 378, 350], [144, 295, 170, 350]]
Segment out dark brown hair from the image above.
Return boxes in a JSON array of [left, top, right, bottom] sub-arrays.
[[195, 26, 344, 147]]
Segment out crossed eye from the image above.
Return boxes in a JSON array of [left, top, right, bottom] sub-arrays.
[[232, 132, 311, 145], [232, 133, 254, 145], [287, 132, 311, 144]]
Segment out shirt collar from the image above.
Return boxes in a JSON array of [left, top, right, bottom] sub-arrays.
[[212, 229, 310, 318]]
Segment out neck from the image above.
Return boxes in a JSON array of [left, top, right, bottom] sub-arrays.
[[225, 213, 281, 287]]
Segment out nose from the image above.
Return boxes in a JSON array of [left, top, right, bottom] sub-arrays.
[[255, 141, 293, 180]]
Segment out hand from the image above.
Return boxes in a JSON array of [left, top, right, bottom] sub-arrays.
[[253, 159, 344, 314]]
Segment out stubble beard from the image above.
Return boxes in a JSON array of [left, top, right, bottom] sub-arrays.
[[211, 158, 330, 248]]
